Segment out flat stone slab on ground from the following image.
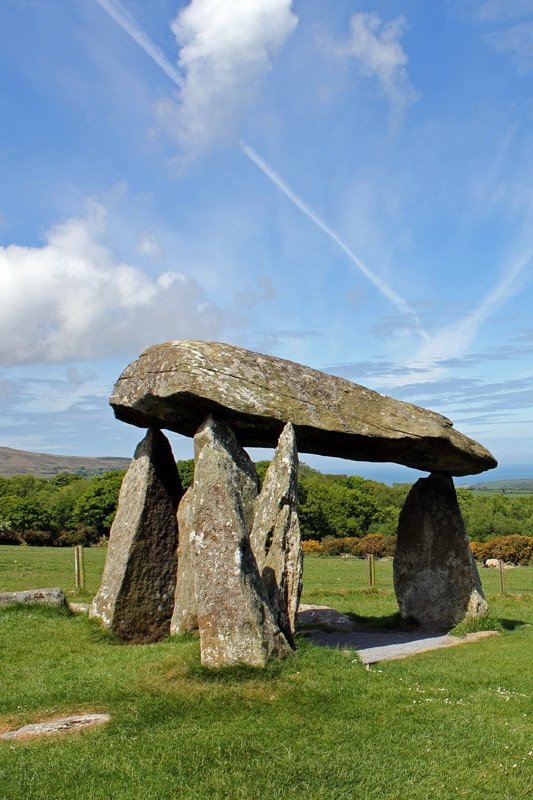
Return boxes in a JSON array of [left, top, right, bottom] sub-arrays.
[[0, 714, 110, 740], [0, 588, 66, 608], [303, 628, 499, 664]]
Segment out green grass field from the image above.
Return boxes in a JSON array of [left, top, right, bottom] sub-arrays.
[[1, 547, 532, 799]]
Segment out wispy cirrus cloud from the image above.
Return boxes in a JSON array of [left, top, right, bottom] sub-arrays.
[[460, 0, 533, 73], [408, 247, 533, 373], [334, 11, 419, 116], [486, 20, 533, 73]]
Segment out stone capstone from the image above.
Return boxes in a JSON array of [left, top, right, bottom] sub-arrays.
[[89, 428, 183, 642], [393, 472, 488, 630], [190, 415, 292, 668], [109, 340, 497, 476], [250, 422, 302, 643]]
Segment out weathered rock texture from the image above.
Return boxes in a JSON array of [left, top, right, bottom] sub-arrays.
[[0, 588, 66, 608], [110, 340, 497, 476], [89, 428, 183, 642], [170, 487, 198, 635], [250, 422, 302, 643], [0, 714, 110, 740], [191, 415, 292, 667], [393, 472, 488, 630]]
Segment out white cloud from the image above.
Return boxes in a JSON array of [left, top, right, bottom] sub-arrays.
[[156, 0, 298, 164], [0, 201, 223, 364], [337, 12, 419, 116]]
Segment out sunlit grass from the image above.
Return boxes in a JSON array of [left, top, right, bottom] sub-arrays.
[[0, 546, 532, 799]]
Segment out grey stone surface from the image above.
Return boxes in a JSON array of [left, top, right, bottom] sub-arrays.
[[0, 714, 110, 740], [304, 628, 499, 664], [110, 340, 496, 476], [0, 588, 66, 608], [250, 423, 302, 642], [192, 415, 292, 667], [170, 487, 198, 635], [297, 604, 358, 632], [89, 428, 183, 642], [394, 472, 488, 630]]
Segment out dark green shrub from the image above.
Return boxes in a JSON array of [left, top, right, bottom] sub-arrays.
[[22, 529, 57, 546]]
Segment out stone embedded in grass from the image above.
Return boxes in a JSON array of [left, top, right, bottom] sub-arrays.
[[394, 472, 488, 630], [0, 714, 110, 740], [0, 588, 66, 608], [89, 428, 183, 643], [297, 604, 358, 633], [192, 415, 292, 668], [250, 422, 302, 643]]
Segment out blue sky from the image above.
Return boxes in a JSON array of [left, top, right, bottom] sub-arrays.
[[1, 0, 533, 483]]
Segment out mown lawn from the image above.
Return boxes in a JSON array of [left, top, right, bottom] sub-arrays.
[[0, 547, 532, 799]]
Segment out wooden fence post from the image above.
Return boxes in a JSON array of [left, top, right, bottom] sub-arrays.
[[367, 554, 376, 588], [498, 559, 505, 595], [74, 545, 85, 593]]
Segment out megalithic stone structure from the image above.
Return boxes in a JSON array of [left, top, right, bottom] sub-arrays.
[[97, 340, 498, 654], [191, 415, 292, 668], [250, 422, 302, 644], [393, 472, 487, 630], [89, 428, 183, 642]]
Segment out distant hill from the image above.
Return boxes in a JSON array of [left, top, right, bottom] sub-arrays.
[[0, 446, 130, 478], [464, 478, 533, 494]]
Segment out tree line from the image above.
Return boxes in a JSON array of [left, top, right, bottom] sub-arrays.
[[0, 462, 532, 553]]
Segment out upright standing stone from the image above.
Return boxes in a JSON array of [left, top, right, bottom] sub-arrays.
[[192, 415, 292, 667], [170, 487, 198, 634], [89, 428, 183, 642], [250, 423, 302, 643], [393, 472, 487, 630]]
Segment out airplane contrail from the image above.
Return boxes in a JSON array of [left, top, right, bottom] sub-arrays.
[[95, 0, 430, 342], [95, 0, 183, 88], [240, 142, 430, 341]]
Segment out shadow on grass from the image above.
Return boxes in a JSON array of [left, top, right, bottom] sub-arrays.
[[498, 617, 529, 631], [186, 658, 286, 684], [0, 602, 73, 619], [344, 611, 417, 631]]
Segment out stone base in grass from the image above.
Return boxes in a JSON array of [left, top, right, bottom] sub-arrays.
[[0, 588, 67, 608], [0, 713, 110, 740]]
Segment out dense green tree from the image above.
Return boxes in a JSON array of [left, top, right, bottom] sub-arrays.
[[0, 494, 54, 535], [298, 468, 383, 539], [0, 462, 532, 548], [72, 470, 125, 539], [176, 459, 194, 489]]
